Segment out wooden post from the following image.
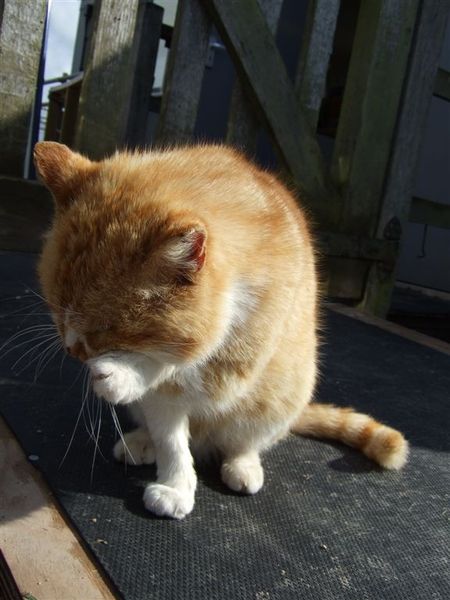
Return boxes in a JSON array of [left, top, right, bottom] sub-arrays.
[[126, 2, 163, 148], [75, 0, 162, 159], [326, 0, 421, 301], [0, 1, 47, 176], [360, 1, 449, 315], [60, 76, 84, 147], [225, 0, 283, 154], [155, 0, 211, 145], [331, 0, 421, 234], [295, 0, 340, 131]]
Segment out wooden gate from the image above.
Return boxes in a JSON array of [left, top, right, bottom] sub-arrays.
[[1, 0, 449, 315]]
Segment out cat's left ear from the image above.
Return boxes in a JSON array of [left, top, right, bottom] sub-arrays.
[[163, 225, 207, 279], [33, 142, 95, 210]]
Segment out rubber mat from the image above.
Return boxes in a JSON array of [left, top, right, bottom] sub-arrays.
[[1, 252, 449, 600]]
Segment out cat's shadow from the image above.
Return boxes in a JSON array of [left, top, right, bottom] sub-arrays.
[[324, 440, 381, 474], [121, 441, 380, 520], [121, 458, 237, 520]]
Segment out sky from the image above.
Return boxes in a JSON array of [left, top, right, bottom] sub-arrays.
[[42, 0, 178, 92], [44, 0, 81, 82]]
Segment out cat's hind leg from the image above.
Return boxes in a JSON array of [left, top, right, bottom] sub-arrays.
[[113, 427, 156, 465], [221, 450, 264, 494]]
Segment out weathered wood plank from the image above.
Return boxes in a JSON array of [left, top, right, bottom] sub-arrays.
[[225, 0, 283, 153], [360, 0, 449, 316], [319, 232, 398, 264], [409, 196, 450, 230], [60, 75, 84, 147], [155, 0, 211, 145], [327, 302, 450, 357], [434, 67, 450, 102], [295, 0, 340, 130], [126, 3, 163, 147], [331, 0, 421, 233], [75, 0, 161, 158], [0, 1, 47, 176], [0, 418, 115, 599], [201, 0, 339, 225]]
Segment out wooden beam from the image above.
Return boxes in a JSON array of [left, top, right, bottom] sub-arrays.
[[0, 418, 115, 599], [225, 0, 283, 153], [201, 0, 339, 226], [126, 2, 163, 148], [360, 1, 449, 316], [295, 0, 340, 131], [327, 302, 450, 357], [155, 0, 211, 145], [60, 76, 84, 147], [434, 68, 450, 102], [331, 0, 421, 234], [410, 196, 450, 230], [319, 232, 398, 265], [75, 0, 162, 158], [0, 1, 46, 176]]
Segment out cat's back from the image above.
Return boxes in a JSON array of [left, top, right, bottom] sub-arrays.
[[106, 145, 304, 230], [100, 145, 315, 291], [144, 146, 311, 249]]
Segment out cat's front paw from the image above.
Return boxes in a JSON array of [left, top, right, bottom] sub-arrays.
[[143, 483, 195, 520], [113, 428, 155, 465], [88, 355, 147, 404], [221, 455, 264, 494]]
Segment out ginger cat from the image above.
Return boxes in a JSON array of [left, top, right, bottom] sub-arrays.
[[34, 142, 408, 519]]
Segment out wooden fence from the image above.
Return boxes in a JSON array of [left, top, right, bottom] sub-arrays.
[[0, 0, 449, 315]]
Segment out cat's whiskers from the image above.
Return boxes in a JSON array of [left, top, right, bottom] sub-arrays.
[[59, 365, 91, 468], [82, 371, 96, 444], [14, 335, 60, 376], [109, 403, 135, 466], [79, 375, 108, 466], [9, 332, 60, 373], [0, 299, 48, 319], [0, 324, 57, 356], [90, 391, 104, 483], [33, 338, 64, 381]]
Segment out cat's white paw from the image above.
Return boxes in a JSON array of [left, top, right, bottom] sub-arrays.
[[88, 355, 147, 405], [143, 483, 195, 520], [113, 428, 155, 465], [221, 455, 264, 494]]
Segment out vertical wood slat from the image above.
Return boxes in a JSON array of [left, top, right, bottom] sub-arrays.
[[125, 3, 163, 148], [201, 0, 339, 224], [60, 77, 84, 147], [360, 1, 450, 315], [75, 0, 162, 159], [295, 0, 340, 131], [155, 0, 211, 145], [225, 0, 283, 153], [330, 0, 421, 235], [0, 1, 47, 176]]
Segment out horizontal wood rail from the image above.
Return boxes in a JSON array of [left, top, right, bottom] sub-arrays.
[[410, 196, 450, 230]]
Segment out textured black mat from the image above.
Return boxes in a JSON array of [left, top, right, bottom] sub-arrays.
[[1, 252, 449, 600]]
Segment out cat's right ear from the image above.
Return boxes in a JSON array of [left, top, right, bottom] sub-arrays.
[[33, 142, 95, 210]]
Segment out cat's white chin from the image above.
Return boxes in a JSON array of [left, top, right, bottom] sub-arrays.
[[87, 351, 173, 405]]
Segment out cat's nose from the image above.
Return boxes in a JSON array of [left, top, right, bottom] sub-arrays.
[[66, 340, 88, 362]]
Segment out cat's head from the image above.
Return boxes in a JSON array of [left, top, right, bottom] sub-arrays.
[[34, 142, 231, 403]]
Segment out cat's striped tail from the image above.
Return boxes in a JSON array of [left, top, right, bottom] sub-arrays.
[[292, 403, 409, 470]]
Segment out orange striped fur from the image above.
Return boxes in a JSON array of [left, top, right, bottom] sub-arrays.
[[293, 404, 408, 469], [34, 142, 408, 518]]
